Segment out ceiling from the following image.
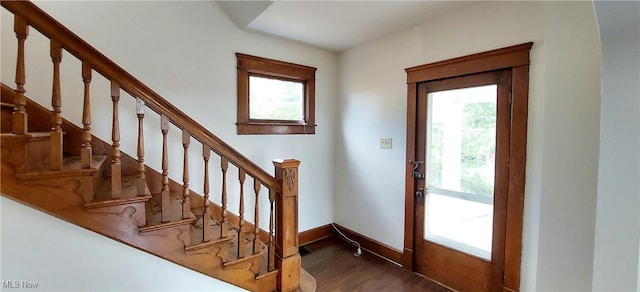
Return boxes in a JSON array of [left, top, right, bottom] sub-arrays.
[[216, 1, 473, 52]]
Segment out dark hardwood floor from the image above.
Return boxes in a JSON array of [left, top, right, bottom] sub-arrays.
[[301, 238, 452, 292]]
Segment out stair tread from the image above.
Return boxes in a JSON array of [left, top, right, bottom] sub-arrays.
[[256, 257, 278, 281], [185, 221, 231, 251], [85, 175, 152, 208], [185, 234, 231, 252], [94, 174, 149, 200], [223, 229, 268, 266], [224, 241, 267, 268], [0, 131, 50, 140], [184, 218, 270, 273], [16, 155, 108, 179], [139, 218, 194, 233]]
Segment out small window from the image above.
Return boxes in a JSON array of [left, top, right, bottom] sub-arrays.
[[236, 53, 317, 135], [249, 75, 304, 121]]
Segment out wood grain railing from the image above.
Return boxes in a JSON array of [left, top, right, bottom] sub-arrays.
[[50, 40, 63, 170], [110, 81, 122, 198], [2, 1, 300, 290]]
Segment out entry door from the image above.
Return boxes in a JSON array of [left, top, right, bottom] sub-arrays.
[[413, 70, 512, 291]]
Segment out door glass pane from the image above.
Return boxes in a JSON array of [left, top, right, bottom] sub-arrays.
[[425, 85, 497, 260]]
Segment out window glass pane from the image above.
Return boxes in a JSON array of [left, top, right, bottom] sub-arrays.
[[249, 76, 304, 121]]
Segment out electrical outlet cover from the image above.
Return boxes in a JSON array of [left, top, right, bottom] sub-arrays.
[[380, 138, 392, 149]]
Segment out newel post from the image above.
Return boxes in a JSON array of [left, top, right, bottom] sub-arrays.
[[273, 159, 301, 292]]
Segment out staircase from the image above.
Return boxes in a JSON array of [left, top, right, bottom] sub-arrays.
[[0, 1, 308, 291]]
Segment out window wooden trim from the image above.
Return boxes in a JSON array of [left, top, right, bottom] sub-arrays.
[[236, 53, 317, 135], [403, 42, 532, 291]]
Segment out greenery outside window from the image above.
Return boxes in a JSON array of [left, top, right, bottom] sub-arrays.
[[236, 53, 317, 135]]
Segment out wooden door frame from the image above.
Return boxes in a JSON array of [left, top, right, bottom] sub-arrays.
[[402, 43, 533, 291]]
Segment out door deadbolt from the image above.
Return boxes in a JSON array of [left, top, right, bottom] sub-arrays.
[[410, 160, 425, 179]]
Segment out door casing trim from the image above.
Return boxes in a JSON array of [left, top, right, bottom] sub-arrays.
[[403, 42, 533, 291]]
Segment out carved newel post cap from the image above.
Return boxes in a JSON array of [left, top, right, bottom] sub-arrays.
[[273, 159, 301, 168]]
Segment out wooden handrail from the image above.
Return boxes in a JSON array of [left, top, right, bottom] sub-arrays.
[[1, 1, 280, 193]]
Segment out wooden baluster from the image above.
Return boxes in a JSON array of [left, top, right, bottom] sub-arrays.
[[273, 159, 301, 292], [160, 115, 170, 222], [49, 40, 62, 170], [136, 98, 146, 196], [238, 169, 246, 258], [182, 130, 191, 219], [202, 144, 212, 241], [110, 81, 122, 198], [81, 62, 92, 169], [268, 189, 276, 271], [220, 157, 229, 238], [13, 16, 28, 134], [253, 179, 261, 254]]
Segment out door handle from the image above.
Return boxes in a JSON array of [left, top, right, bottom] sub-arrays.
[[415, 188, 425, 205]]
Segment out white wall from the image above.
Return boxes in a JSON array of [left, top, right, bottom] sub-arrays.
[[335, 1, 602, 290], [335, 0, 545, 283], [1, 2, 335, 289], [0, 1, 335, 232], [4, 1, 634, 291], [336, 0, 544, 251], [592, 1, 640, 291], [536, 2, 602, 290], [0, 196, 244, 291]]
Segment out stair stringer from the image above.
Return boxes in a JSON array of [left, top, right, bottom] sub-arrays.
[[0, 170, 267, 291]]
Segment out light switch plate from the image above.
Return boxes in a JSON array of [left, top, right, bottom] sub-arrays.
[[380, 138, 392, 149]]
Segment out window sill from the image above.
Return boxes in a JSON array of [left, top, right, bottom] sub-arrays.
[[236, 122, 316, 135]]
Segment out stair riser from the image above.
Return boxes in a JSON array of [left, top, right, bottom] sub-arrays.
[[142, 224, 191, 247], [0, 135, 51, 172], [25, 137, 51, 171], [86, 201, 147, 227], [1, 105, 13, 133], [103, 157, 140, 178], [225, 255, 262, 277], [185, 237, 232, 255], [1, 140, 27, 172], [17, 174, 99, 203]]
